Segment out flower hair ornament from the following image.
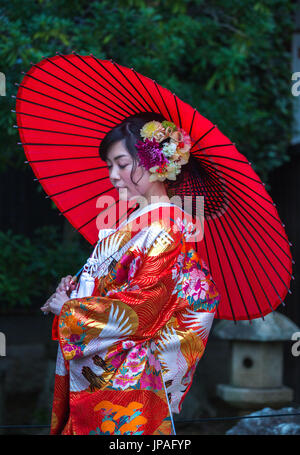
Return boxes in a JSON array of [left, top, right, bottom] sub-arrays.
[[135, 120, 192, 182]]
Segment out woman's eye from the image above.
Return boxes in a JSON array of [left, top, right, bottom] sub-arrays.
[[107, 164, 127, 170]]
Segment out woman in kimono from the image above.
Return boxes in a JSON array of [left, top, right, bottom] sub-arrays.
[[41, 112, 220, 435]]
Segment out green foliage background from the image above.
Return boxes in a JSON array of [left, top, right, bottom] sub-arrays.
[[0, 0, 296, 309], [0, 227, 89, 311]]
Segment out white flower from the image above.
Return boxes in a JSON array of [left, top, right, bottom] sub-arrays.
[[162, 141, 177, 158]]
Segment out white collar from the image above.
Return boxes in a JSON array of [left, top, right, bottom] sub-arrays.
[[118, 201, 186, 230]]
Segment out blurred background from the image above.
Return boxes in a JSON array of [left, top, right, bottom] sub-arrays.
[[0, 0, 299, 435]]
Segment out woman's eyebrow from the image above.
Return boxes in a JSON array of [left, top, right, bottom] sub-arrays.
[[107, 154, 127, 162]]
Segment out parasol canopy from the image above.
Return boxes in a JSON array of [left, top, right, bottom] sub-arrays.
[[14, 53, 294, 321]]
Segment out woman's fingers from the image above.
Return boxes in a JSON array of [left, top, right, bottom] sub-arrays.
[[57, 275, 73, 292], [64, 276, 71, 291], [68, 280, 77, 291], [42, 276, 74, 314], [43, 292, 55, 307], [40, 302, 50, 313]]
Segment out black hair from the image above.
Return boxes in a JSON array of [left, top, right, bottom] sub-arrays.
[[98, 112, 166, 185]]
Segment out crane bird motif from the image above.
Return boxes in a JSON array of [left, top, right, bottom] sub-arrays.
[[69, 303, 132, 392], [155, 325, 189, 414], [181, 308, 215, 344]]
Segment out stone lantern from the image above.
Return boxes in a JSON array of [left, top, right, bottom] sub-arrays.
[[214, 311, 299, 409]]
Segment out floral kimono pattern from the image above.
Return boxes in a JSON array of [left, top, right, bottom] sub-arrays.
[[50, 203, 220, 435]]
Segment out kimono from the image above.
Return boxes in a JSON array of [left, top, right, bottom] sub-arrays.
[[50, 202, 220, 435]]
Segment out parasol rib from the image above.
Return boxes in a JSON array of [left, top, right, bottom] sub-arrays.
[[16, 125, 103, 140], [20, 75, 123, 122], [47, 55, 136, 117], [15, 97, 115, 129], [129, 68, 163, 114], [15, 110, 110, 133], [200, 161, 292, 285], [188, 109, 197, 137], [188, 165, 264, 318], [16, 86, 119, 125], [112, 63, 154, 112], [200, 159, 292, 248], [90, 56, 149, 112], [45, 176, 112, 198], [25, 156, 99, 163], [27, 64, 132, 118], [205, 217, 237, 322], [33, 165, 107, 181], [153, 81, 174, 122], [173, 94, 182, 129]]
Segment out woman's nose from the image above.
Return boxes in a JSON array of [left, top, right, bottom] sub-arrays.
[[109, 165, 120, 181]]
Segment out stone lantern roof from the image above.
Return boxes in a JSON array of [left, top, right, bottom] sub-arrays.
[[213, 311, 300, 341]]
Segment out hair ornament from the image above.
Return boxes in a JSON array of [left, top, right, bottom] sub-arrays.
[[135, 120, 192, 182]]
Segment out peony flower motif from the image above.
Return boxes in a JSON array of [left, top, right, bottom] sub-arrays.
[[115, 251, 135, 284], [126, 359, 145, 374], [113, 373, 138, 390], [182, 268, 209, 300], [140, 370, 163, 390], [110, 351, 127, 369], [69, 334, 81, 343], [148, 351, 162, 371], [170, 146, 190, 166], [120, 252, 134, 267], [122, 340, 136, 350], [128, 346, 147, 360], [62, 343, 82, 360], [172, 264, 180, 281], [175, 217, 198, 240], [115, 264, 128, 285], [128, 256, 142, 281], [177, 253, 185, 267]]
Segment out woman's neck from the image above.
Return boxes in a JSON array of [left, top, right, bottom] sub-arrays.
[[142, 183, 171, 205]]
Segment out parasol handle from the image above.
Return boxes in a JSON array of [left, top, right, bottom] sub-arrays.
[[70, 275, 78, 285], [69, 266, 84, 286]]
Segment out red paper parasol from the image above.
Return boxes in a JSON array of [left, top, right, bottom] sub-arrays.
[[14, 53, 293, 321]]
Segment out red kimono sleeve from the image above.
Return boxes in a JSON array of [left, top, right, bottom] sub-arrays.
[[56, 226, 185, 362]]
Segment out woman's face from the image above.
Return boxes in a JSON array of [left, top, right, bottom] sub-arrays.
[[106, 139, 151, 201]]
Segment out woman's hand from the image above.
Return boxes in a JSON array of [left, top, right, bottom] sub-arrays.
[[57, 275, 77, 294], [40, 289, 70, 316], [41, 275, 77, 315]]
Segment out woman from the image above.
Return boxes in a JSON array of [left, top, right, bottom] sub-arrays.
[[41, 112, 220, 435]]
